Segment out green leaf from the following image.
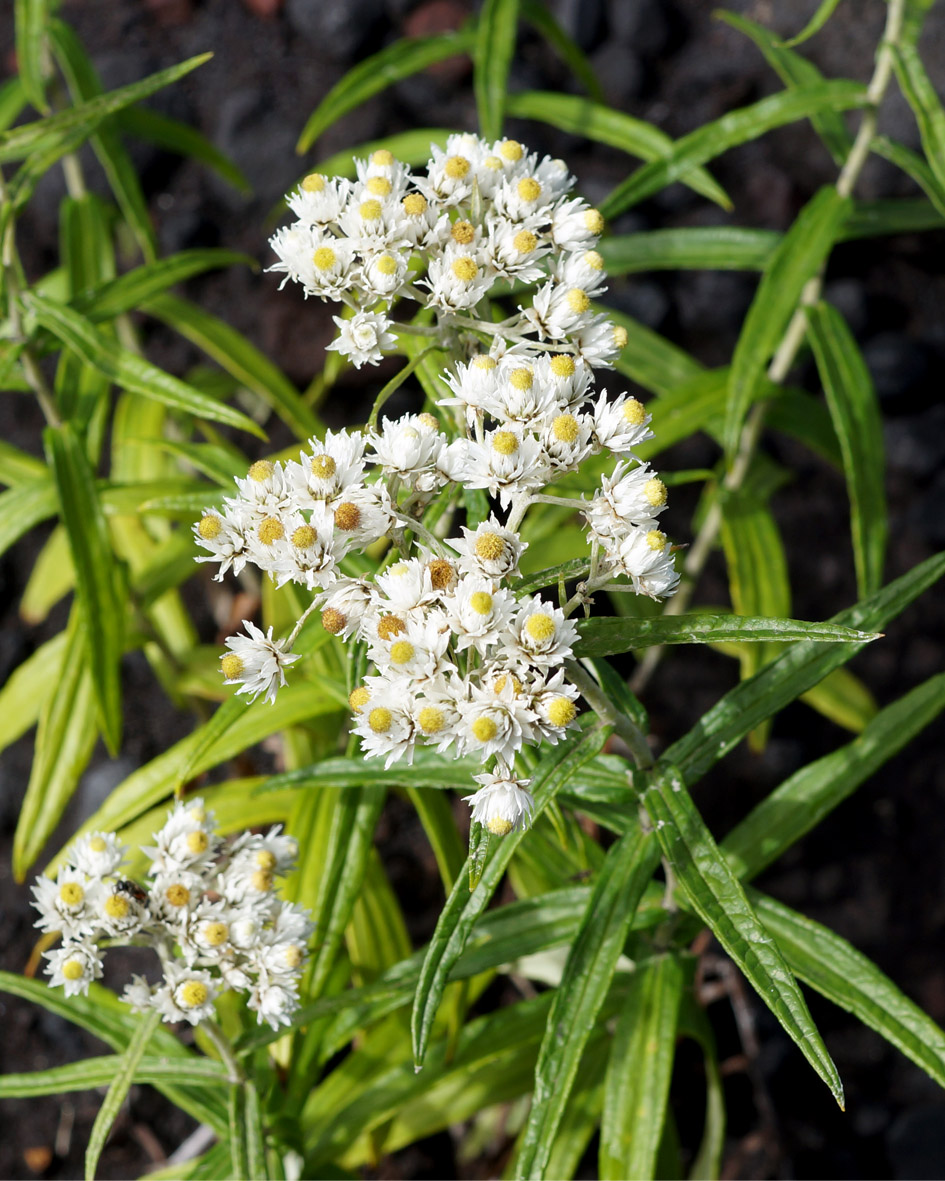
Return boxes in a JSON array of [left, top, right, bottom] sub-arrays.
[[723, 672, 945, 881], [13, 610, 97, 878], [257, 752, 480, 793], [0, 51, 212, 164], [605, 305, 703, 397], [296, 28, 476, 153], [807, 300, 887, 597], [845, 196, 945, 237], [475, 0, 519, 142], [779, 0, 844, 47], [15, 0, 50, 113], [45, 423, 124, 753], [751, 891, 945, 1090], [642, 764, 844, 1105], [892, 42, 945, 199], [511, 557, 590, 595], [0, 77, 28, 133], [871, 135, 945, 219], [800, 666, 877, 732], [0, 1054, 228, 1097], [228, 1083, 249, 1181], [243, 1081, 268, 1181], [575, 613, 877, 657], [506, 90, 731, 209], [28, 294, 265, 438], [118, 105, 251, 193], [74, 249, 254, 323], [600, 226, 779, 274], [411, 726, 609, 1068], [0, 476, 58, 559], [519, 0, 603, 102], [515, 826, 661, 1179], [599, 954, 686, 1181], [600, 81, 866, 217], [0, 438, 46, 486], [141, 293, 319, 439], [725, 186, 850, 459], [86, 1009, 160, 1181], [663, 550, 945, 784], [0, 630, 66, 757]]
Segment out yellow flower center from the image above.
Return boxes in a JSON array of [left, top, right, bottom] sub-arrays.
[[546, 696, 577, 727], [402, 192, 427, 216], [427, 558, 454, 590], [644, 477, 667, 507], [471, 716, 498, 742], [389, 640, 415, 666], [451, 256, 479, 282], [487, 816, 513, 836], [469, 591, 493, 615], [492, 430, 519, 456], [322, 607, 346, 634], [517, 177, 542, 202], [484, 154, 503, 170], [584, 208, 605, 234], [104, 894, 130, 918], [186, 831, 208, 854], [313, 245, 337, 271], [371, 149, 394, 166], [369, 707, 392, 734], [493, 673, 522, 696], [550, 354, 575, 378], [292, 524, 317, 550], [258, 516, 285, 545], [623, 397, 646, 425], [249, 460, 274, 482], [513, 229, 537, 254], [89, 836, 107, 853], [472, 354, 497, 371], [375, 253, 398, 276], [311, 454, 337, 479], [367, 175, 392, 196], [251, 869, 273, 893], [584, 249, 604, 270], [451, 219, 475, 245], [301, 173, 325, 193], [552, 414, 580, 443], [418, 706, 444, 734], [283, 945, 304, 968], [256, 850, 276, 870], [525, 614, 556, 643], [179, 980, 208, 1008], [334, 502, 361, 531], [221, 653, 244, 680], [566, 288, 590, 314], [165, 884, 191, 908], [203, 922, 228, 947], [646, 530, 667, 552], [349, 686, 370, 712], [474, 532, 505, 562], [509, 367, 533, 391], [359, 199, 382, 221], [377, 614, 406, 640], [198, 514, 221, 540], [62, 958, 85, 981], [444, 155, 470, 179], [418, 412, 439, 430], [613, 325, 629, 349], [59, 882, 84, 907], [499, 139, 523, 161]]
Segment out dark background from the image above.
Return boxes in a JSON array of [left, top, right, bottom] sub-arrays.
[[1, 0, 944, 1176]]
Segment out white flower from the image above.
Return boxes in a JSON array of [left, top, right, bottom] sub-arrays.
[[452, 516, 528, 580], [584, 461, 668, 539], [614, 525, 680, 599], [148, 869, 205, 926], [194, 502, 255, 581], [550, 198, 604, 252], [423, 248, 493, 312], [444, 576, 517, 650], [529, 669, 581, 743], [317, 576, 374, 640], [504, 600, 579, 669], [458, 680, 536, 762], [466, 771, 535, 835], [591, 391, 654, 454], [462, 425, 548, 508], [247, 973, 300, 1030], [31, 870, 100, 939], [286, 172, 350, 227], [68, 831, 127, 879], [358, 248, 410, 299], [368, 414, 447, 486], [572, 316, 627, 368], [330, 482, 396, 550], [44, 940, 104, 997], [327, 310, 397, 368], [221, 620, 300, 705], [154, 964, 219, 1025], [121, 974, 155, 1013], [352, 685, 417, 767], [143, 797, 219, 876]]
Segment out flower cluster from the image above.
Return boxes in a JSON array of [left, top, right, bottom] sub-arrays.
[[32, 801, 312, 1030], [196, 134, 681, 836]]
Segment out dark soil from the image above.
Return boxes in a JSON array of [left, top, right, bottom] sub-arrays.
[[2, 0, 944, 1177]]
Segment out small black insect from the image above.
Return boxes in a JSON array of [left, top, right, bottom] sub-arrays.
[[114, 879, 149, 905]]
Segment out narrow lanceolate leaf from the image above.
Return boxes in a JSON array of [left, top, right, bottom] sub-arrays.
[[142, 294, 319, 440], [780, 0, 844, 48], [519, 0, 603, 102], [86, 1008, 160, 1181], [723, 672, 945, 882], [412, 726, 609, 1068], [575, 613, 877, 657], [642, 764, 844, 1106], [228, 1083, 249, 1181], [0, 631, 66, 758], [751, 892, 945, 1090], [117, 106, 251, 193], [515, 827, 660, 1180], [258, 753, 481, 793], [475, 0, 519, 142], [15, 0, 50, 113], [599, 955, 686, 1181], [725, 186, 850, 460], [600, 227, 778, 275], [872, 136, 945, 220], [13, 611, 97, 879], [0, 52, 211, 163], [664, 550, 945, 784], [28, 295, 265, 438], [892, 42, 945, 198], [0, 476, 58, 558], [0, 1055, 228, 1097], [242, 1080, 268, 1181], [504, 90, 730, 209], [45, 423, 124, 754], [600, 81, 866, 217], [807, 301, 887, 597], [296, 28, 476, 152]]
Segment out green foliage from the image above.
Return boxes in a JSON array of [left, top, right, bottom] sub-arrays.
[[3, 2, 945, 1178]]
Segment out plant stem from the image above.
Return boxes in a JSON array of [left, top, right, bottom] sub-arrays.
[[200, 1018, 245, 1084], [565, 658, 654, 769]]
